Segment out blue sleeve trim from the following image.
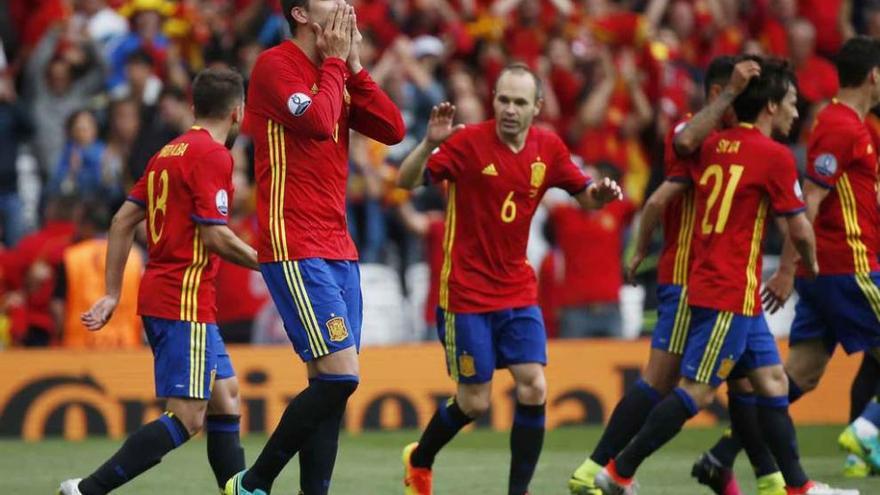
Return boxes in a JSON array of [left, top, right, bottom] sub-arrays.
[[190, 214, 227, 225], [667, 176, 692, 184], [805, 175, 834, 190], [568, 178, 593, 196], [775, 207, 806, 217], [126, 197, 146, 208]]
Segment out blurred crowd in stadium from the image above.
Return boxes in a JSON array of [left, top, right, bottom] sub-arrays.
[[0, 0, 874, 349]]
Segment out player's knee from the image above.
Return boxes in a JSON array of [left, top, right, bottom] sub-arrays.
[[515, 375, 547, 405], [176, 409, 207, 435], [457, 392, 491, 418]]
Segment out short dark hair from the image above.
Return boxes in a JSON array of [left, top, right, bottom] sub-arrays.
[[836, 36, 880, 88], [126, 49, 154, 67], [281, 0, 308, 36], [495, 63, 544, 102], [703, 55, 737, 96], [732, 58, 796, 123], [191, 68, 244, 119]]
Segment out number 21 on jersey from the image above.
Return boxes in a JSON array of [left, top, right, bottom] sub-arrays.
[[700, 164, 743, 234], [147, 169, 169, 242]]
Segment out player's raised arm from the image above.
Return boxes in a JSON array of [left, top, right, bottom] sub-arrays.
[[397, 102, 464, 189], [81, 200, 145, 330], [253, 5, 353, 140], [626, 180, 690, 283], [346, 11, 405, 145], [674, 59, 760, 156]]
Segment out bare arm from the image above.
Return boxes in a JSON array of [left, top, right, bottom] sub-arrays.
[[397, 102, 464, 190], [198, 224, 259, 271], [626, 180, 689, 282], [81, 201, 145, 330], [674, 60, 760, 156], [398, 202, 430, 236], [644, 0, 671, 32], [785, 212, 818, 278]]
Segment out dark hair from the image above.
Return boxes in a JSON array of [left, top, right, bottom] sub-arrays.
[[191, 68, 244, 119], [732, 58, 796, 123], [65, 108, 97, 135], [78, 199, 112, 232], [703, 55, 737, 96], [281, 0, 309, 36], [836, 36, 880, 88], [495, 62, 544, 102], [159, 85, 188, 103], [125, 49, 154, 67]]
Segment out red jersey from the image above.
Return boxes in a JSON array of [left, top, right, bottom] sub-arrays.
[[215, 214, 269, 323], [427, 121, 591, 313], [243, 41, 404, 263], [689, 124, 805, 315], [805, 101, 880, 275], [657, 117, 701, 286], [550, 199, 636, 306], [128, 127, 234, 323]]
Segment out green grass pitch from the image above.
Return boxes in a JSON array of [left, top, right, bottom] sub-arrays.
[[6, 426, 875, 494]]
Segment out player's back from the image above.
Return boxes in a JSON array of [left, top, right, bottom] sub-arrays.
[[129, 127, 233, 323], [688, 124, 804, 315], [806, 100, 880, 275]]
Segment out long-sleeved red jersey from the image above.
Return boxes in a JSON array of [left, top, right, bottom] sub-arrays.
[[244, 41, 405, 263]]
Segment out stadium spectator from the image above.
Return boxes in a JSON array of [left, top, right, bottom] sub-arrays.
[[5, 195, 78, 346], [110, 48, 163, 104], [107, 0, 172, 90], [545, 163, 636, 338], [214, 159, 269, 343], [71, 0, 130, 59], [0, 70, 32, 248], [102, 97, 141, 189], [127, 85, 191, 179], [53, 200, 143, 349], [48, 109, 124, 203], [24, 24, 104, 176]]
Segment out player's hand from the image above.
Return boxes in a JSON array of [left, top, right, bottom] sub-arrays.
[[347, 10, 363, 74], [626, 247, 647, 286], [313, 3, 353, 61], [424, 102, 465, 148], [726, 60, 761, 95], [761, 269, 794, 314], [588, 177, 623, 206], [81, 295, 119, 331]]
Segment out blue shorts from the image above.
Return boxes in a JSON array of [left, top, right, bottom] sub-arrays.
[[791, 273, 880, 354], [143, 316, 234, 400], [651, 284, 690, 355], [436, 305, 547, 384], [680, 307, 781, 387], [260, 259, 362, 362]]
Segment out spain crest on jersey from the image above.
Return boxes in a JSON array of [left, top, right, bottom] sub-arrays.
[[326, 317, 349, 342], [530, 160, 546, 197]]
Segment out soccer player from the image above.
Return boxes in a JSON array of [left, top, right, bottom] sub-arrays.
[[224, 0, 404, 494], [696, 37, 880, 484], [568, 55, 781, 495], [396, 64, 622, 495], [698, 36, 880, 481], [58, 67, 258, 495], [594, 60, 856, 495]]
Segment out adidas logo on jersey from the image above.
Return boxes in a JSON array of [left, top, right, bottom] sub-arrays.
[[482, 163, 498, 176]]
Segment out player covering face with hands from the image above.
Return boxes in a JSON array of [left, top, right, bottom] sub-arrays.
[[397, 65, 621, 495], [225, 0, 404, 493]]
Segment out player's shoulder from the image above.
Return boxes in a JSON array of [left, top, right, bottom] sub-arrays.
[[530, 124, 569, 153], [253, 42, 298, 73]]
